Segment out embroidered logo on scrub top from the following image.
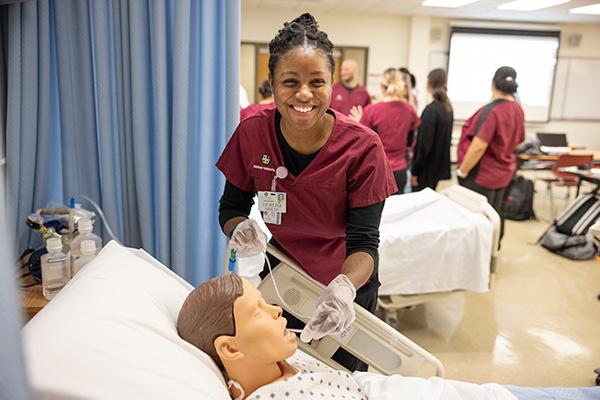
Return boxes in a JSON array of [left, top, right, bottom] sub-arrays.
[[336, 94, 343, 101], [261, 154, 271, 165]]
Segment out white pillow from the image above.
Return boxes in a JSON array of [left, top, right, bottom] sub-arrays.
[[22, 241, 230, 400]]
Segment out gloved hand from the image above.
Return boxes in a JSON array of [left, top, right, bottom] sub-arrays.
[[229, 219, 268, 257], [300, 274, 356, 343]]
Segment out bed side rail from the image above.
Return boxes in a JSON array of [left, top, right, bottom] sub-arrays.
[[259, 245, 445, 378]]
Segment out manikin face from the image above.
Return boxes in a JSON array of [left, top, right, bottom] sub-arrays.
[[229, 279, 297, 363], [271, 47, 332, 133], [340, 60, 356, 83]]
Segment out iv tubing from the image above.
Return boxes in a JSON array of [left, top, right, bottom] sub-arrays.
[[76, 194, 121, 244], [264, 250, 312, 319]]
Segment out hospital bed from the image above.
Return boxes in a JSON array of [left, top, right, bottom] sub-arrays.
[[21, 241, 442, 399], [377, 186, 500, 318], [251, 186, 500, 322]]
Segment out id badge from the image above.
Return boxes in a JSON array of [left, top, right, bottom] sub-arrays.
[[257, 191, 287, 213], [258, 191, 286, 225]]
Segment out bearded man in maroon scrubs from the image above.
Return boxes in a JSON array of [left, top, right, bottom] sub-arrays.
[[330, 59, 371, 117]]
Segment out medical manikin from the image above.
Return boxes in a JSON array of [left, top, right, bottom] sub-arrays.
[[177, 274, 600, 400]]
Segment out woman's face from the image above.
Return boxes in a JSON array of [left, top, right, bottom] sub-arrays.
[[270, 47, 332, 133]]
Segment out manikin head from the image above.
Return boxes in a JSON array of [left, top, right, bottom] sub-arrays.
[[177, 274, 297, 373]]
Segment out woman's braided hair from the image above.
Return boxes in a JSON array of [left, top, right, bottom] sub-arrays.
[[268, 13, 335, 77]]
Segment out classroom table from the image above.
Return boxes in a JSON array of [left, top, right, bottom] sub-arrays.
[[518, 151, 600, 170], [558, 166, 600, 194]]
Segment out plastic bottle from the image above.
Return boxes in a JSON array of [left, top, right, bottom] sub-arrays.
[[41, 237, 71, 300], [70, 218, 102, 272], [72, 240, 98, 276], [236, 252, 265, 287]]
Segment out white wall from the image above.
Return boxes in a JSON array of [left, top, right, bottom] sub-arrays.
[[242, 10, 600, 150], [241, 8, 411, 97]]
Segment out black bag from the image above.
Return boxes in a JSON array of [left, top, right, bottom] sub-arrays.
[[538, 193, 600, 260], [505, 175, 536, 221], [555, 193, 600, 235]]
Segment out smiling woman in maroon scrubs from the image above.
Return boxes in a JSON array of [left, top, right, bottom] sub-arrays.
[[215, 13, 396, 371]]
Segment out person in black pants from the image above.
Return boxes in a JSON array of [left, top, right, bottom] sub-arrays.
[[456, 66, 525, 241], [411, 69, 453, 191]]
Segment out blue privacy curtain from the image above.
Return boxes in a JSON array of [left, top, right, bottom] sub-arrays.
[[5, 0, 240, 284]]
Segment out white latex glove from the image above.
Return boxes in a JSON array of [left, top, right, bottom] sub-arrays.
[[230, 219, 268, 257], [300, 274, 356, 343]]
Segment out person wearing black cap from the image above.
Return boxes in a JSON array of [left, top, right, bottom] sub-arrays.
[[456, 66, 525, 240]]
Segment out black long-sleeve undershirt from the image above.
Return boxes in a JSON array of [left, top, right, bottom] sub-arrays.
[[218, 181, 383, 265]]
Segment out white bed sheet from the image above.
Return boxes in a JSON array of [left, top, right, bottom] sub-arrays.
[[378, 189, 493, 296]]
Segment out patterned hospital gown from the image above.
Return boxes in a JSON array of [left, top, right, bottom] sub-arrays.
[[245, 356, 366, 400]]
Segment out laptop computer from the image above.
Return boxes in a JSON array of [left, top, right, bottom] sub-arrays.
[[537, 132, 570, 155]]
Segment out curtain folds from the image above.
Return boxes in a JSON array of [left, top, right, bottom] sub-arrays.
[[5, 0, 239, 284]]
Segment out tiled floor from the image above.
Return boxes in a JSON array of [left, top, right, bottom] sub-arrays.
[[388, 175, 600, 387]]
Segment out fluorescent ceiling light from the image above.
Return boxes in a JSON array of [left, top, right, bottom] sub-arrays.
[[569, 3, 600, 14], [498, 0, 570, 11], [422, 0, 481, 8]]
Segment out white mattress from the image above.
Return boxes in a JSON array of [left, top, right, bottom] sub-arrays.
[[378, 189, 493, 295]]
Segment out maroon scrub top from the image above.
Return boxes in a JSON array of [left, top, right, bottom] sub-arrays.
[[330, 83, 371, 116], [216, 108, 397, 285], [240, 103, 276, 121], [457, 100, 525, 189], [360, 101, 420, 172]]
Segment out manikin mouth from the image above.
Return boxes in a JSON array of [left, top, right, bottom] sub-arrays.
[[290, 104, 317, 113]]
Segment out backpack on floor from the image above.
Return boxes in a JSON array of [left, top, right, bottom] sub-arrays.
[[555, 193, 600, 235], [505, 175, 536, 221], [538, 193, 600, 260]]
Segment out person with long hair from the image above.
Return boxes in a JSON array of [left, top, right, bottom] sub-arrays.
[[411, 68, 453, 191], [216, 13, 396, 371], [351, 68, 420, 194], [456, 66, 525, 240]]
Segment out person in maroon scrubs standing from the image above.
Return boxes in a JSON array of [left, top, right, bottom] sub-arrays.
[[330, 59, 371, 116], [352, 68, 420, 194], [216, 13, 396, 371], [457, 66, 525, 240], [240, 78, 276, 121]]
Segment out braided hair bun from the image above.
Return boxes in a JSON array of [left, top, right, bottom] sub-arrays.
[[268, 13, 335, 77]]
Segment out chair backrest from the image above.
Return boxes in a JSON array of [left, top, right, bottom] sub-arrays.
[[553, 154, 594, 181]]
